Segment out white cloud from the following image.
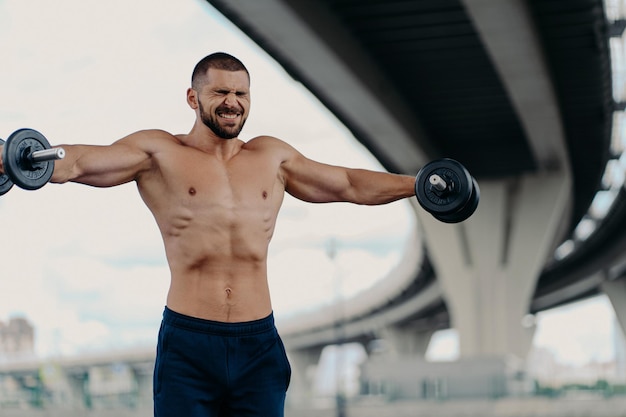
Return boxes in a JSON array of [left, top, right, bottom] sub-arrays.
[[533, 296, 616, 366]]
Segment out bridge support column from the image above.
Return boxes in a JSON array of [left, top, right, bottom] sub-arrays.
[[602, 279, 626, 337], [416, 173, 571, 359], [70, 375, 88, 409], [377, 325, 434, 358], [285, 346, 323, 407], [133, 368, 154, 408]]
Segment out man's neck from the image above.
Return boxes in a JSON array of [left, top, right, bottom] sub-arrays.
[[182, 126, 243, 159]]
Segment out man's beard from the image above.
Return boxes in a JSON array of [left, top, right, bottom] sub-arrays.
[[199, 100, 246, 139]]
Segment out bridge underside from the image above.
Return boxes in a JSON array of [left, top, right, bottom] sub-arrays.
[[206, 0, 625, 362]]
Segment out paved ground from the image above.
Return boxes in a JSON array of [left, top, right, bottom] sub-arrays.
[[286, 397, 626, 417], [2, 397, 626, 417]]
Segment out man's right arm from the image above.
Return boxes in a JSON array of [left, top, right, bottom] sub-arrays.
[[51, 130, 156, 188]]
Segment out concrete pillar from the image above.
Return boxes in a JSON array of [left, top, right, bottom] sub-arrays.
[[285, 346, 323, 407], [602, 278, 626, 337], [66, 373, 88, 409], [377, 325, 435, 358], [133, 368, 154, 409], [416, 172, 571, 359]]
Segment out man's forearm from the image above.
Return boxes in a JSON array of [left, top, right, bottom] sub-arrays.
[[346, 169, 415, 205]]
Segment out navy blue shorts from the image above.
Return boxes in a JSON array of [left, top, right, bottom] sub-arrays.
[[153, 307, 291, 417]]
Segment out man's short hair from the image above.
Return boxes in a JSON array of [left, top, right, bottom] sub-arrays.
[[191, 52, 250, 90]]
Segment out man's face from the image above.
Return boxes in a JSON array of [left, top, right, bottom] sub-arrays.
[[197, 68, 250, 139]]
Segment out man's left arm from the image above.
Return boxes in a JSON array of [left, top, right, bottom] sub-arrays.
[[280, 144, 415, 205]]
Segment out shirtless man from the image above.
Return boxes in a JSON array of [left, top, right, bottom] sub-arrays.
[[0, 52, 416, 416]]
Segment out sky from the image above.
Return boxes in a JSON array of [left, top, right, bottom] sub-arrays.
[[0, 0, 414, 357], [0, 0, 622, 371]]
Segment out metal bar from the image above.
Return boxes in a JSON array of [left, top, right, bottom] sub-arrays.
[[429, 174, 448, 191], [29, 147, 65, 162]]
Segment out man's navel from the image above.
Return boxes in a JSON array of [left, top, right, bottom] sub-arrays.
[[189, 187, 197, 196], [262, 190, 268, 199]]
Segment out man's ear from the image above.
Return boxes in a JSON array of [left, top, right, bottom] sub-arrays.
[[187, 88, 199, 109]]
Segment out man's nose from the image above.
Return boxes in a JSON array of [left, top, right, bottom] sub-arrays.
[[224, 92, 239, 106]]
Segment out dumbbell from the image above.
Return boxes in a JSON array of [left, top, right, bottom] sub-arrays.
[[415, 158, 479, 223], [0, 139, 13, 195], [1, 129, 481, 226], [0, 128, 65, 194]]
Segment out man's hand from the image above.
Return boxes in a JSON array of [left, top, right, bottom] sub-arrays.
[[414, 158, 479, 223]]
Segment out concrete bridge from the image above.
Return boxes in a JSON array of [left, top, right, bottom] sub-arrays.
[[206, 0, 626, 400]]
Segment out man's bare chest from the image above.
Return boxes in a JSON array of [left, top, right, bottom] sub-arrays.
[[157, 150, 284, 207]]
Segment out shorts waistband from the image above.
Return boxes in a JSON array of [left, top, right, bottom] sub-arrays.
[[162, 306, 275, 336]]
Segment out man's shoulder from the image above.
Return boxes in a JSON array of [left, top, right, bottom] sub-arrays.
[[244, 135, 293, 152], [243, 136, 301, 165], [126, 129, 179, 142], [116, 129, 181, 149]]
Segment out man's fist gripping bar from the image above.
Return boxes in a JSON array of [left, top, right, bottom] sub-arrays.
[[0, 128, 65, 194], [415, 158, 480, 223]]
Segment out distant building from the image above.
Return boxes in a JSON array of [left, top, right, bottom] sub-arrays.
[[360, 354, 532, 400], [528, 338, 622, 386], [0, 317, 34, 356]]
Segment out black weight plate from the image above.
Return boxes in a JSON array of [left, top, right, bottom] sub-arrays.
[[0, 139, 14, 195], [2, 129, 54, 190], [415, 159, 473, 215], [435, 178, 480, 223]]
